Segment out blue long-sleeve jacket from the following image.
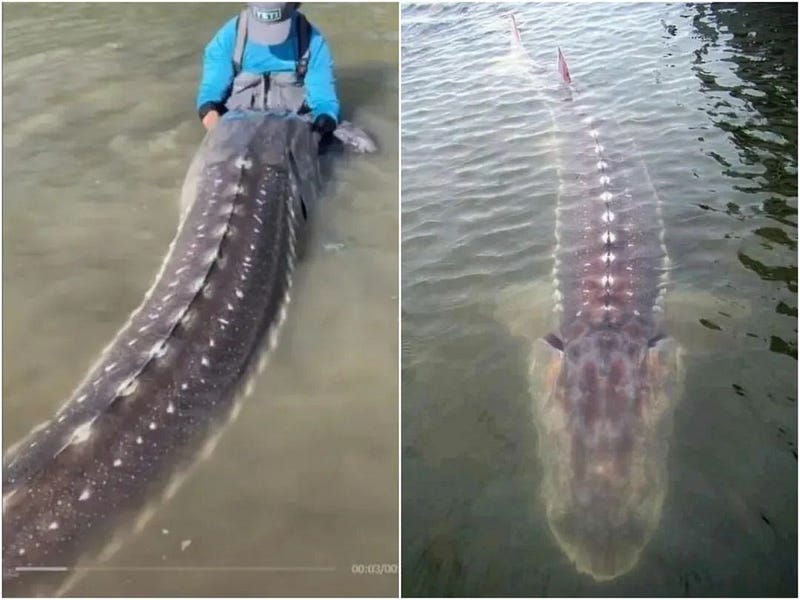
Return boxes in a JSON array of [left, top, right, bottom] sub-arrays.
[[196, 13, 340, 122]]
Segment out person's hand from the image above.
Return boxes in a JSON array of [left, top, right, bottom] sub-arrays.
[[202, 110, 220, 130], [312, 114, 337, 136]]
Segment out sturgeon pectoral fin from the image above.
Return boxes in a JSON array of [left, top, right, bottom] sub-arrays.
[[495, 281, 558, 342], [663, 289, 751, 354]]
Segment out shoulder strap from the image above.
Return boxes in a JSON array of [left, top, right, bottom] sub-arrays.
[[294, 12, 312, 83], [232, 9, 248, 76]]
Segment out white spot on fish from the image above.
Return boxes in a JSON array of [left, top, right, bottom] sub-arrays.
[[201, 356, 210, 367], [181, 382, 189, 390], [601, 275, 615, 287], [150, 341, 168, 360], [268, 326, 280, 351], [229, 184, 244, 195], [601, 211, 615, 223], [589, 129, 599, 138], [70, 421, 93, 444], [104, 362, 117, 373], [97, 538, 124, 562], [79, 488, 91, 501], [634, 309, 641, 316], [597, 161, 608, 170], [76, 394, 87, 404], [218, 317, 229, 326], [602, 231, 616, 244], [235, 289, 244, 299], [600, 191, 613, 202], [134, 505, 157, 533], [161, 293, 174, 303], [113, 458, 122, 467], [119, 379, 139, 397], [600, 175, 611, 185], [167, 402, 175, 414], [58, 415, 67, 423], [254, 214, 263, 225], [229, 402, 243, 422], [149, 422, 157, 430], [181, 539, 192, 551], [163, 471, 190, 501], [136, 436, 143, 444], [138, 323, 151, 333], [48, 521, 59, 530], [209, 338, 216, 348], [18, 548, 25, 556], [199, 431, 224, 461], [180, 310, 195, 329], [227, 303, 234, 311]]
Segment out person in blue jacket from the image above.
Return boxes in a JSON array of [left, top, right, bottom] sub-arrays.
[[196, 2, 339, 137]]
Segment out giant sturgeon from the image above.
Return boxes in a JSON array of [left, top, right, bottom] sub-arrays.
[[2, 111, 352, 596], [498, 16, 685, 581]]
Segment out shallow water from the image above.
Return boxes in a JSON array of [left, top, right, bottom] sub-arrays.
[[401, 2, 796, 596], [3, 3, 398, 597]]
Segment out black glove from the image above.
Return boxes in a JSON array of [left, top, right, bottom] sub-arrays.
[[198, 101, 226, 121], [312, 114, 337, 136]]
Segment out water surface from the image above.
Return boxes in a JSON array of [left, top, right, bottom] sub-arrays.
[[401, 2, 796, 596]]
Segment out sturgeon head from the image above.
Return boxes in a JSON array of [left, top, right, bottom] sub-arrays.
[[531, 318, 682, 580]]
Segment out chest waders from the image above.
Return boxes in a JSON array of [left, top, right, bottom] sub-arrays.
[[224, 9, 312, 114]]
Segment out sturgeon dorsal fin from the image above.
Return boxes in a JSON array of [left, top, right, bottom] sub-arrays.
[[557, 47, 572, 84], [510, 14, 521, 46]]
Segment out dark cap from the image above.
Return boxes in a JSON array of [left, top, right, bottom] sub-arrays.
[[246, 3, 297, 45]]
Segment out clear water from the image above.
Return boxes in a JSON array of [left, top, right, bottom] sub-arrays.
[[401, 2, 796, 596], [3, 3, 398, 596]]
